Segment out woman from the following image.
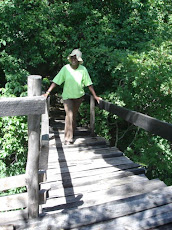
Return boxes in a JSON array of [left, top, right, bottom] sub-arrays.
[[44, 49, 101, 145]]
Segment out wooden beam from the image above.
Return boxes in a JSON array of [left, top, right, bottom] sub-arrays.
[[90, 95, 95, 136], [0, 209, 28, 225], [25, 75, 42, 219], [34, 186, 172, 230], [0, 190, 48, 212], [0, 174, 25, 192], [0, 225, 14, 230], [98, 100, 172, 142], [0, 96, 46, 117], [0, 171, 46, 192], [0, 193, 28, 211], [39, 98, 49, 170]]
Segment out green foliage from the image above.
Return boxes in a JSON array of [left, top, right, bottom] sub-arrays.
[[125, 133, 172, 186], [0, 0, 172, 186], [0, 113, 28, 178]]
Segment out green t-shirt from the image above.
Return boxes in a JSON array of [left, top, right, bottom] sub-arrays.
[[53, 64, 93, 100]]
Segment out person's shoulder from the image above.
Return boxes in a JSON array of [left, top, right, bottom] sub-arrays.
[[62, 64, 69, 69], [59, 64, 69, 72], [79, 65, 87, 71]]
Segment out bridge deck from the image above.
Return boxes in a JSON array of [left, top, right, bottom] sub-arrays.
[[29, 117, 172, 230], [11, 113, 172, 229]]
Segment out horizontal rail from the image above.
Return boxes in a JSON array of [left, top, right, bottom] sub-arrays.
[[0, 190, 47, 212], [98, 100, 172, 142], [84, 95, 172, 142], [0, 96, 46, 117], [0, 171, 46, 192]]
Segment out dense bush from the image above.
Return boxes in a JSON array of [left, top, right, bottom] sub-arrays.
[[0, 0, 171, 185]]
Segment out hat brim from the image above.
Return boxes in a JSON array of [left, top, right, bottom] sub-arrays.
[[67, 56, 83, 64]]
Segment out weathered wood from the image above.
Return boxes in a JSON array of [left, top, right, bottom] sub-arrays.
[[0, 174, 26, 192], [43, 174, 148, 198], [0, 209, 28, 225], [90, 95, 95, 136], [77, 204, 172, 230], [25, 75, 42, 218], [0, 171, 46, 192], [41, 179, 166, 213], [0, 193, 28, 211], [41, 97, 49, 143], [47, 156, 133, 174], [38, 170, 47, 184], [46, 162, 141, 181], [39, 98, 49, 170], [39, 189, 49, 205], [47, 167, 145, 185], [0, 225, 14, 230], [18, 186, 172, 230], [0, 190, 48, 212], [0, 96, 46, 117], [98, 99, 172, 142], [52, 134, 108, 147]]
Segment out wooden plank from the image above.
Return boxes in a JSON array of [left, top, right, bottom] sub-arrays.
[[47, 156, 133, 174], [43, 174, 148, 198], [56, 149, 124, 162], [0, 225, 14, 230], [53, 136, 108, 147], [46, 167, 145, 185], [0, 172, 46, 192], [76, 204, 172, 230], [53, 156, 130, 168], [41, 179, 166, 212], [155, 223, 172, 230], [0, 174, 26, 192], [0, 96, 46, 117], [0, 209, 28, 225], [0, 190, 49, 212], [25, 75, 42, 219], [38, 170, 47, 184], [39, 189, 49, 205], [98, 99, 172, 142], [34, 186, 172, 229], [0, 193, 28, 211], [46, 163, 141, 181], [90, 95, 95, 136]]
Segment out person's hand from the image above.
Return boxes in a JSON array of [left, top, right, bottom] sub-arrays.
[[42, 92, 50, 98], [95, 96, 102, 104]]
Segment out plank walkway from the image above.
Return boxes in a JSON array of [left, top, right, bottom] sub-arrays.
[[10, 106, 172, 229]]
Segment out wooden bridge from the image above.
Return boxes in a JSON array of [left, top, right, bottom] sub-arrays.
[[0, 76, 172, 230]]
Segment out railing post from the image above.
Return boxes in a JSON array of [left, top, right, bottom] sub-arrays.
[[90, 95, 95, 136], [26, 75, 42, 218]]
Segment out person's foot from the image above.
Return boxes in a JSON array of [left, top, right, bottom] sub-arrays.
[[64, 140, 74, 145]]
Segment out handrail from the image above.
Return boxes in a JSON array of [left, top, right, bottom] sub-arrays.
[[0, 96, 45, 117], [0, 75, 48, 220], [85, 94, 172, 142]]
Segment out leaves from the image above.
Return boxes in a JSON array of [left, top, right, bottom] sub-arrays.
[[0, 0, 171, 186]]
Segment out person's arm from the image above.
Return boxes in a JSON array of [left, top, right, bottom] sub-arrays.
[[88, 85, 102, 104], [44, 82, 57, 98]]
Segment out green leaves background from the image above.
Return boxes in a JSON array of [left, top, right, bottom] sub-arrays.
[[0, 0, 171, 184]]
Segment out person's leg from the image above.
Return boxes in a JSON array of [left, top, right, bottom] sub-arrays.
[[72, 97, 84, 133], [63, 99, 74, 143]]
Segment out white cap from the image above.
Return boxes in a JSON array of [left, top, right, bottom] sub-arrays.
[[67, 49, 83, 64]]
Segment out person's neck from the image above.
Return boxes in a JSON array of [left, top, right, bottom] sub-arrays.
[[70, 64, 79, 70]]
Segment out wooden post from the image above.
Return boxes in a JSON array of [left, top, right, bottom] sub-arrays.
[[90, 95, 95, 136], [26, 75, 42, 218]]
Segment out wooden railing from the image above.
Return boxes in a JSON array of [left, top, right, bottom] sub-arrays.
[[85, 94, 172, 142], [0, 75, 49, 222], [0, 80, 171, 225]]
